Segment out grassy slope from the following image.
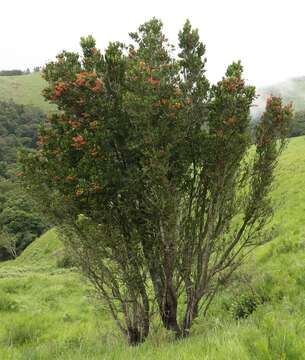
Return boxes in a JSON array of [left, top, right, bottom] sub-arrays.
[[0, 137, 305, 359], [0, 73, 54, 112]]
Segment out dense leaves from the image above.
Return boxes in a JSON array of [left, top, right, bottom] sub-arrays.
[[289, 110, 305, 137], [0, 101, 45, 176], [20, 19, 293, 344], [0, 101, 48, 259]]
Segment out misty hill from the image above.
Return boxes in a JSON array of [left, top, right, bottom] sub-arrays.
[[254, 76, 305, 117]]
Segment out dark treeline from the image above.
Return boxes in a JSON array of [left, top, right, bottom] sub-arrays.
[[290, 110, 305, 137], [0, 100, 48, 260], [0, 67, 40, 76]]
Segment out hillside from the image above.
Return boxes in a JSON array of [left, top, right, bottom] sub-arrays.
[[0, 73, 54, 112], [0, 229, 64, 273], [0, 73, 305, 116], [0, 136, 304, 359]]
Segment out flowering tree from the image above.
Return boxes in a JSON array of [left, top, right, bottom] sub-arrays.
[[20, 19, 293, 344]]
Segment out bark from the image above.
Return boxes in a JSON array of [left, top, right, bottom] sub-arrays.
[[127, 326, 146, 346], [161, 287, 181, 336], [181, 299, 198, 338], [126, 310, 150, 346]]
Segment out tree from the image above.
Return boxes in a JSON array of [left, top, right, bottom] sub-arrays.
[[289, 110, 305, 137], [0, 100, 45, 174], [0, 101, 48, 260], [20, 19, 293, 344], [0, 179, 48, 260], [0, 70, 24, 76], [0, 230, 17, 258]]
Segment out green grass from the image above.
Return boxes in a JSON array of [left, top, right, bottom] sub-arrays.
[[0, 137, 305, 359], [0, 73, 55, 112]]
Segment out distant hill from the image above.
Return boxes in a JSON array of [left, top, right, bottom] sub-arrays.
[[0, 73, 55, 112], [254, 76, 305, 117], [0, 72, 304, 117]]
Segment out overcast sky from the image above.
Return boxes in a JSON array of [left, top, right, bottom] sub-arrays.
[[1, 0, 304, 86]]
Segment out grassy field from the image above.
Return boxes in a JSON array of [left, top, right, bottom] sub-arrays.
[[0, 136, 305, 359], [0, 73, 54, 112]]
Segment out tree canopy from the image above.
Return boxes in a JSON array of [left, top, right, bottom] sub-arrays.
[[20, 18, 293, 345]]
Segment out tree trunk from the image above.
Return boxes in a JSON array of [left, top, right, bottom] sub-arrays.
[[127, 317, 150, 346], [127, 327, 144, 346], [160, 287, 181, 337], [181, 300, 198, 338]]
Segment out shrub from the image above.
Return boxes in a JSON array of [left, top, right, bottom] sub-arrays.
[[56, 253, 75, 269], [230, 292, 262, 320]]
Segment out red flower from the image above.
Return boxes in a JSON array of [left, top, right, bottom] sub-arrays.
[[72, 135, 86, 148], [54, 81, 66, 97], [91, 79, 103, 92], [147, 77, 160, 85], [75, 72, 87, 86]]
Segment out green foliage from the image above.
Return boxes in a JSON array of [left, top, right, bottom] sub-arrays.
[[20, 18, 293, 344], [56, 252, 75, 269], [289, 110, 305, 137], [0, 181, 48, 260], [0, 100, 49, 260], [0, 100, 45, 171], [230, 292, 262, 320], [1, 133, 305, 360], [3, 315, 47, 347]]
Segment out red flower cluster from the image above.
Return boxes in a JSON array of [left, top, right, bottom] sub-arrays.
[[72, 135, 86, 149], [91, 79, 103, 92], [223, 77, 245, 93], [75, 72, 87, 86], [54, 81, 66, 97], [147, 77, 160, 85]]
